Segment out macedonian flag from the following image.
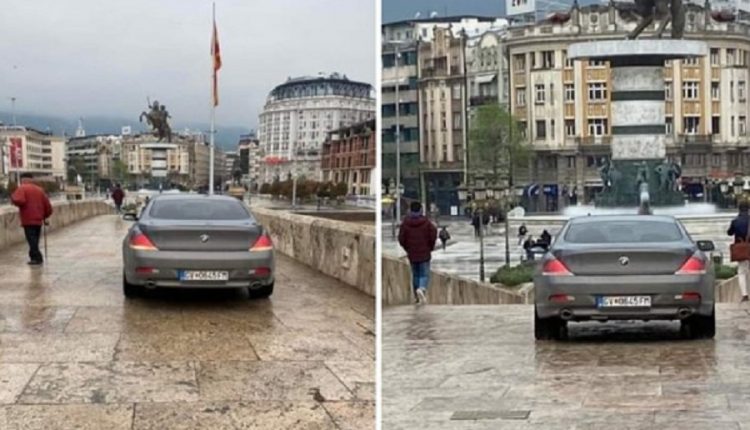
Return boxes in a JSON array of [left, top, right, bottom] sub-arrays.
[[212, 11, 222, 106]]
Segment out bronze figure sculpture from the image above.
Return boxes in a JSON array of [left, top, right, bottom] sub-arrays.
[[139, 100, 173, 142], [620, 0, 685, 40]]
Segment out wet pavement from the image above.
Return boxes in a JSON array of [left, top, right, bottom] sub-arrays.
[[383, 304, 750, 430], [0, 215, 374, 429]]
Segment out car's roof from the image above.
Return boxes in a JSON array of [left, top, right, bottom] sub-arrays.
[[149, 194, 241, 203], [567, 214, 678, 224]]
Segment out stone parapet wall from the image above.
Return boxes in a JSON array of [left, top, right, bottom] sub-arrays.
[[0, 200, 112, 251], [251, 207, 375, 297], [382, 254, 532, 305]]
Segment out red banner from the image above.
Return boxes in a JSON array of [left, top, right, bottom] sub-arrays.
[[9, 137, 22, 169]]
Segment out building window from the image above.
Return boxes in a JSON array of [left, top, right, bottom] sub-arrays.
[[550, 119, 555, 139], [516, 88, 526, 106], [564, 55, 574, 68], [453, 113, 461, 130], [728, 48, 736, 66], [567, 156, 576, 168], [536, 120, 546, 139], [588, 118, 608, 136], [682, 81, 699, 100], [452, 85, 461, 100], [684, 116, 700, 134], [712, 116, 720, 135], [565, 119, 576, 136], [589, 59, 606, 67], [564, 84, 575, 102], [732, 81, 735, 102], [666, 117, 673, 134], [535, 84, 545, 104], [514, 54, 526, 71], [683, 57, 699, 66], [542, 50, 555, 69], [740, 81, 747, 101], [741, 116, 747, 136], [732, 116, 736, 136], [713, 154, 721, 167], [550, 83, 554, 105], [711, 48, 720, 66], [711, 82, 720, 100], [588, 82, 607, 101], [665, 82, 672, 101]]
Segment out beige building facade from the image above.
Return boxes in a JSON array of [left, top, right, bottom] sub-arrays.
[[0, 126, 65, 185]]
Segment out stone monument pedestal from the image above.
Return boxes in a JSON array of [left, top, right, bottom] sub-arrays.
[[568, 39, 708, 207]]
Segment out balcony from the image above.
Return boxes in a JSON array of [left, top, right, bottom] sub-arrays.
[[576, 136, 612, 149], [679, 134, 712, 148], [470, 95, 498, 107]]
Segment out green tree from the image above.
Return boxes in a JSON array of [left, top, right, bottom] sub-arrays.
[[469, 105, 529, 187], [112, 159, 129, 185]]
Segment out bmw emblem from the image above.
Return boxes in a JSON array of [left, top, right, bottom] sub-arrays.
[[619, 256, 630, 266], [200, 234, 210, 243]]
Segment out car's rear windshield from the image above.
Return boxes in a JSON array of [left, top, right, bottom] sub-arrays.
[[149, 199, 251, 220], [564, 220, 684, 244]]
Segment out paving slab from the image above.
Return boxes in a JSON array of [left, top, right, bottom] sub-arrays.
[[383, 304, 750, 429], [0, 214, 374, 427]]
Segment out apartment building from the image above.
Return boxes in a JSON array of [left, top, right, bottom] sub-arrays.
[[321, 119, 376, 196], [0, 126, 65, 185]]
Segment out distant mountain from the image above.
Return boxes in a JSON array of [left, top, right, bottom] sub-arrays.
[[0, 111, 250, 152]]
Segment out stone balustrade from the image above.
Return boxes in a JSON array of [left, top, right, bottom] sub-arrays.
[[0, 199, 113, 251], [251, 206, 375, 297], [382, 254, 532, 305]]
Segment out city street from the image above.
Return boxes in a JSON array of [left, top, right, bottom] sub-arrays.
[[0, 215, 374, 429], [383, 304, 750, 430]]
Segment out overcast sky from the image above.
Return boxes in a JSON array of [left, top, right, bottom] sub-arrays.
[[0, 0, 376, 128]]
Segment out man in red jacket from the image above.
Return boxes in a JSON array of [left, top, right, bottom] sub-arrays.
[[11, 173, 53, 265], [398, 201, 437, 305]]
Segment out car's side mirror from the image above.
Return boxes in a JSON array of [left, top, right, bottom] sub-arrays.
[[697, 240, 715, 252]]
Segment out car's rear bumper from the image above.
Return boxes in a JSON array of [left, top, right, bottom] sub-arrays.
[[534, 273, 715, 320], [124, 249, 274, 289]]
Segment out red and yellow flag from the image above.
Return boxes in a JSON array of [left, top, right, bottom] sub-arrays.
[[211, 14, 222, 106]]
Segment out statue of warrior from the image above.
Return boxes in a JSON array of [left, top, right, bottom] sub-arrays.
[[139, 99, 173, 142], [619, 0, 685, 40]]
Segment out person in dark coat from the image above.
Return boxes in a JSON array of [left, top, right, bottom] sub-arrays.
[[111, 184, 125, 213], [518, 223, 528, 245], [728, 201, 750, 302], [11, 173, 53, 265], [523, 235, 535, 261], [438, 226, 451, 251], [539, 230, 552, 250], [471, 212, 481, 238], [399, 201, 438, 305]]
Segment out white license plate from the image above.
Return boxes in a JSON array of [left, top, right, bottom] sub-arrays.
[[598, 295, 651, 308], [179, 270, 229, 281]]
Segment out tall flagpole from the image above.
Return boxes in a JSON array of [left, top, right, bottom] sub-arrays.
[[209, 2, 216, 195]]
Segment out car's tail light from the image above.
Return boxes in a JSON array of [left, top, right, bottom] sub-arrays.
[[253, 267, 272, 276], [250, 234, 273, 252], [542, 257, 573, 276], [135, 267, 159, 275], [129, 230, 158, 251], [549, 294, 575, 303], [676, 253, 706, 275], [676, 292, 701, 301]]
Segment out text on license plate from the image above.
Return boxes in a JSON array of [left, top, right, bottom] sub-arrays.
[[598, 295, 651, 308], [179, 270, 229, 281]]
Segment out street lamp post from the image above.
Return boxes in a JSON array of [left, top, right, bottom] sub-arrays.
[[394, 44, 402, 234], [458, 174, 488, 282]]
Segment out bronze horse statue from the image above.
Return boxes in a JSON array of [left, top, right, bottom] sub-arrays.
[[139, 100, 173, 142], [619, 0, 685, 39]]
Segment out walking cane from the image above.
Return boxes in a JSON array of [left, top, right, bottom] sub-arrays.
[[43, 221, 48, 263]]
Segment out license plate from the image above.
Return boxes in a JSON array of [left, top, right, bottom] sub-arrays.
[[179, 270, 229, 281], [598, 295, 651, 308]]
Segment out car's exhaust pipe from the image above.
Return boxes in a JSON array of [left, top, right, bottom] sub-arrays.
[[560, 309, 573, 320], [677, 307, 692, 320], [145, 281, 157, 289]]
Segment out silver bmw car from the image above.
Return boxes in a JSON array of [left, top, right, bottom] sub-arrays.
[[122, 194, 274, 299], [534, 215, 716, 340]]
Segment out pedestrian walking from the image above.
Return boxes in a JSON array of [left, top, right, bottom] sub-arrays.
[[523, 235, 535, 261], [728, 201, 750, 302], [11, 173, 53, 265], [438, 226, 450, 251], [398, 201, 438, 305], [518, 223, 528, 246], [111, 183, 125, 214], [471, 211, 481, 238], [539, 229, 552, 250]]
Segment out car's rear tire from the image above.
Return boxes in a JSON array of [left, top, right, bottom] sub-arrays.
[[123, 273, 142, 299], [534, 308, 566, 340], [683, 306, 716, 339], [248, 282, 274, 299]]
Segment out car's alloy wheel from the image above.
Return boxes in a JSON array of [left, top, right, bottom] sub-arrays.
[[123, 273, 142, 298], [248, 282, 274, 299]]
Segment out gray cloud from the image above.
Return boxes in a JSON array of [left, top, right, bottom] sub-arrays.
[[0, 0, 375, 128]]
